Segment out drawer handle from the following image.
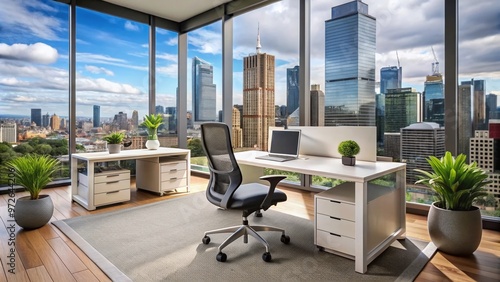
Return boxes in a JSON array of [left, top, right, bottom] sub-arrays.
[[106, 191, 120, 194], [170, 169, 178, 172], [329, 200, 341, 204], [170, 177, 178, 180], [106, 181, 120, 184], [329, 216, 341, 221], [329, 232, 341, 237], [106, 174, 120, 178]]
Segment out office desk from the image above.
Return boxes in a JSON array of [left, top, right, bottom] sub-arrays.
[[234, 150, 406, 274], [71, 148, 190, 210]]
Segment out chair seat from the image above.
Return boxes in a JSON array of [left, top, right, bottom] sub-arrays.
[[228, 183, 287, 210]]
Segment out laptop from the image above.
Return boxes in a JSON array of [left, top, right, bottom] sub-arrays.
[[256, 129, 301, 162]]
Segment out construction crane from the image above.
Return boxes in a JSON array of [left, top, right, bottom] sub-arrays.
[[431, 46, 439, 74], [396, 50, 401, 68]]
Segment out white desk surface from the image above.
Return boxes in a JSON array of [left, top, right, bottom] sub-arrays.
[[72, 147, 190, 161], [235, 150, 406, 182]]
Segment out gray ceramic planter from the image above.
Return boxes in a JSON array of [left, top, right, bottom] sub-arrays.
[[108, 144, 121, 154], [427, 202, 482, 256], [15, 195, 54, 229]]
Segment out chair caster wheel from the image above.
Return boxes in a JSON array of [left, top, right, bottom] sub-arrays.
[[262, 252, 272, 262], [281, 235, 290, 244], [202, 236, 210, 244], [216, 252, 227, 262]]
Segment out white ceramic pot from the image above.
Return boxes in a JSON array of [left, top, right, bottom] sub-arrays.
[[108, 144, 121, 154], [146, 139, 160, 150]]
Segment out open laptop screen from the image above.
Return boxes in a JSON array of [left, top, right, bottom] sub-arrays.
[[269, 129, 301, 157]]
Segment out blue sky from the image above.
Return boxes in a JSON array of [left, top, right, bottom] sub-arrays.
[[0, 0, 499, 119]]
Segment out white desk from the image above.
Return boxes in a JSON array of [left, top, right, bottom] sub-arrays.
[[71, 148, 191, 210], [234, 150, 406, 274]]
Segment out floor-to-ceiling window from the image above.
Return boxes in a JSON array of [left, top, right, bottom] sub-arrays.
[[0, 0, 69, 188], [458, 0, 500, 219]]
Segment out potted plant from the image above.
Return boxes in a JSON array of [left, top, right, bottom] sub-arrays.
[[4, 154, 60, 229], [103, 132, 125, 154], [415, 151, 490, 256], [338, 140, 360, 166], [141, 113, 163, 150]]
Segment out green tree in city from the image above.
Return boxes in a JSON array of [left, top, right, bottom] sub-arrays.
[[34, 144, 53, 155], [14, 143, 34, 154], [187, 138, 205, 157], [0, 142, 17, 166]]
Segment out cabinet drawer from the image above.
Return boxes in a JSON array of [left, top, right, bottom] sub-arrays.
[[160, 161, 186, 173], [161, 169, 187, 180], [316, 214, 354, 238], [94, 171, 130, 184], [95, 179, 130, 193], [160, 177, 187, 191], [94, 189, 130, 206], [316, 198, 355, 221], [316, 230, 355, 256]]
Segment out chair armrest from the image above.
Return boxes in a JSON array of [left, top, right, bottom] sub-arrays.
[[259, 175, 287, 210]]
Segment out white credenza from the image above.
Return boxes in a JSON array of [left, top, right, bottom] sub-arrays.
[[314, 182, 402, 259], [136, 157, 188, 195], [71, 148, 191, 210], [78, 169, 131, 207]]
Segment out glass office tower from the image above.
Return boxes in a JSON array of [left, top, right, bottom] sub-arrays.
[[423, 74, 444, 126], [93, 105, 100, 128], [462, 79, 486, 131], [385, 88, 422, 133], [192, 56, 216, 122], [31, 108, 42, 127], [324, 0, 376, 126], [286, 65, 299, 116], [380, 66, 402, 94], [486, 93, 498, 123]]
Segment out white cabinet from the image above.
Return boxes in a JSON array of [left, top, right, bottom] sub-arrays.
[[314, 182, 401, 259], [78, 169, 131, 207], [136, 157, 188, 195]]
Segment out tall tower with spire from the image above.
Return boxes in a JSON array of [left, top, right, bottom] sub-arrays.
[[242, 25, 275, 150]]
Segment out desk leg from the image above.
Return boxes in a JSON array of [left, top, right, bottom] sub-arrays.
[[87, 160, 96, 210], [71, 157, 78, 202], [396, 168, 407, 239], [355, 181, 368, 274]]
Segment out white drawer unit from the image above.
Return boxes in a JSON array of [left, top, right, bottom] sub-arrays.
[[136, 157, 189, 195], [314, 182, 401, 258], [78, 169, 131, 207]]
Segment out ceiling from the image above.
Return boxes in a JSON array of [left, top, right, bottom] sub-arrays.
[[103, 0, 233, 23]]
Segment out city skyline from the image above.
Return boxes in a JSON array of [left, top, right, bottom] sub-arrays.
[[0, 0, 499, 118]]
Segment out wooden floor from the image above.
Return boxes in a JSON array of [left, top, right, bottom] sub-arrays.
[[0, 175, 498, 282]]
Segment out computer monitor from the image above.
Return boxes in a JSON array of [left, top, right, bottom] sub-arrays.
[[269, 129, 301, 157]]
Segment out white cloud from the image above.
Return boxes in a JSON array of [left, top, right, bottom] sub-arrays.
[[0, 1, 64, 40], [157, 52, 177, 62], [0, 42, 58, 64], [124, 20, 139, 31], [77, 52, 147, 72], [188, 29, 222, 54], [85, 65, 114, 76], [77, 78, 142, 94]]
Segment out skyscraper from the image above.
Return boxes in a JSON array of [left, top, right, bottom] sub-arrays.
[[380, 66, 402, 94], [131, 110, 139, 128], [423, 73, 444, 126], [384, 88, 422, 133], [486, 93, 497, 123], [324, 0, 376, 126], [192, 57, 216, 122], [42, 112, 50, 127], [458, 84, 473, 158], [50, 113, 60, 130], [0, 122, 16, 143], [155, 105, 164, 114], [232, 107, 243, 148], [113, 111, 128, 130], [286, 65, 299, 116], [376, 93, 385, 148], [462, 79, 486, 131], [31, 108, 42, 127], [401, 122, 445, 184], [243, 27, 275, 150], [93, 105, 100, 128], [310, 84, 325, 126]]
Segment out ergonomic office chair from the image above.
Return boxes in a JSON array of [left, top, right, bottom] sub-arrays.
[[200, 122, 290, 262]]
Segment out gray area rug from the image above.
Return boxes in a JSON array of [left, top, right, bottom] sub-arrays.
[[53, 192, 436, 281]]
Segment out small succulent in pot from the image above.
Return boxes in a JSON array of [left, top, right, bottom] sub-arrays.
[[338, 140, 360, 166]]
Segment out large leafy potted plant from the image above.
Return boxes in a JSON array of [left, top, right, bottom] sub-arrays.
[[103, 132, 125, 154], [141, 114, 163, 150], [415, 151, 490, 255], [338, 140, 360, 166], [5, 154, 60, 229]]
